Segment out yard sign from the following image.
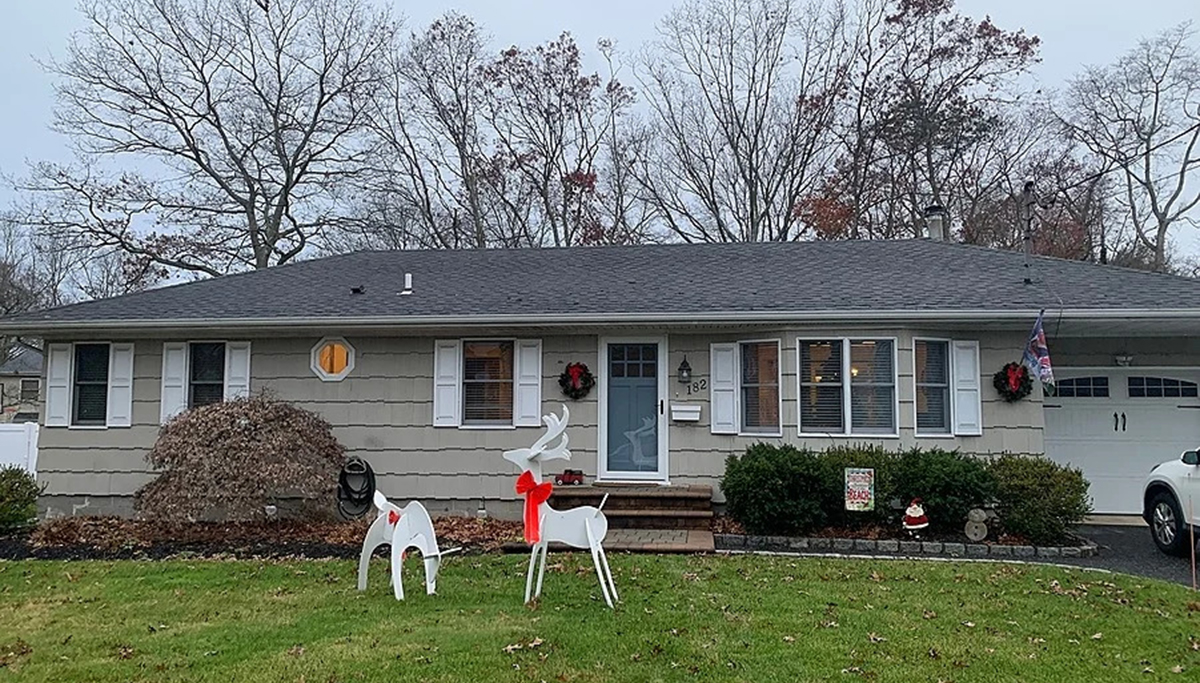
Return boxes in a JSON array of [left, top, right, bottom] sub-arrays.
[[844, 468, 875, 512]]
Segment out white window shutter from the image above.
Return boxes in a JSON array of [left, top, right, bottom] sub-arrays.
[[433, 340, 461, 427], [160, 342, 188, 423], [106, 343, 135, 427], [45, 343, 73, 427], [224, 342, 252, 399], [710, 343, 738, 434], [952, 340, 982, 436], [514, 339, 543, 427]]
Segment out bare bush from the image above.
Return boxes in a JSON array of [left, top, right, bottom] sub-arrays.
[[135, 396, 345, 522]]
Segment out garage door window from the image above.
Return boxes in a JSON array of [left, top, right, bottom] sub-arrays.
[[1056, 376, 1109, 398], [1127, 376, 1199, 398]]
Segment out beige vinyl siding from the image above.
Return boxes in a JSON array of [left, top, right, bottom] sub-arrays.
[[1052, 337, 1200, 368]]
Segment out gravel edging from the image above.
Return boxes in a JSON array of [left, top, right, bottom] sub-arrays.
[[714, 533, 1098, 559]]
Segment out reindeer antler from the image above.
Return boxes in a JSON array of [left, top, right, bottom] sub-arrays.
[[530, 405, 571, 462]]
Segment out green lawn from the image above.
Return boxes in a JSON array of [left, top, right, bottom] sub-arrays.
[[1, 553, 1198, 682]]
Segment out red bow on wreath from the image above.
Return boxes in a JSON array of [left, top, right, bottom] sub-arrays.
[[1006, 364, 1024, 393], [515, 471, 553, 544], [566, 363, 586, 389]]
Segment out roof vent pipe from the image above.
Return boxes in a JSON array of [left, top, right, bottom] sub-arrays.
[[924, 205, 947, 241], [400, 272, 413, 296]]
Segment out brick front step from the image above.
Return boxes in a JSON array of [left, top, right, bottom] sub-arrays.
[[604, 509, 714, 530], [549, 485, 714, 512]]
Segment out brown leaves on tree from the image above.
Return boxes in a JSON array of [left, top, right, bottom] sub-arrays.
[[134, 396, 345, 523]]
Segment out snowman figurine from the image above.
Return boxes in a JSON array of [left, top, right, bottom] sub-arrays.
[[903, 498, 929, 538]]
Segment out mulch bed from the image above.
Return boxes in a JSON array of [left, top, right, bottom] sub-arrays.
[[0, 516, 523, 561]]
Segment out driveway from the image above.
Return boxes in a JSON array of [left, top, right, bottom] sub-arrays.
[[1062, 524, 1198, 586]]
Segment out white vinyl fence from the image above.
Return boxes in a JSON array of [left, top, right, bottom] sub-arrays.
[[0, 423, 39, 476]]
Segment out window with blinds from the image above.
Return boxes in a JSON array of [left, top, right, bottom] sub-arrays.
[[72, 343, 110, 426], [462, 340, 515, 425], [799, 340, 844, 433], [799, 338, 896, 435], [189, 342, 226, 408], [740, 341, 780, 433], [915, 339, 951, 434]]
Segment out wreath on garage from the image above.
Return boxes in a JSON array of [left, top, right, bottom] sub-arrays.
[[558, 362, 596, 400], [993, 362, 1033, 402]]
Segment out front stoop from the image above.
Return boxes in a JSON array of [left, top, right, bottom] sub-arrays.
[[542, 484, 716, 552]]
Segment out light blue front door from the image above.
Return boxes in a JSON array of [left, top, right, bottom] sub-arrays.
[[606, 343, 661, 475]]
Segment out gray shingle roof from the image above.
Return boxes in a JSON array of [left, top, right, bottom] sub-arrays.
[[3, 240, 1199, 330]]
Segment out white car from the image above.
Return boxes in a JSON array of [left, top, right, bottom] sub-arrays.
[[1143, 450, 1200, 556]]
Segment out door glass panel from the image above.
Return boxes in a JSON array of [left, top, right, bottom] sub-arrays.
[[606, 343, 659, 474]]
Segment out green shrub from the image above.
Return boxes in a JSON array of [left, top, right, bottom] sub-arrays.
[[988, 455, 1091, 545], [892, 449, 995, 532], [0, 466, 43, 532], [721, 444, 835, 535]]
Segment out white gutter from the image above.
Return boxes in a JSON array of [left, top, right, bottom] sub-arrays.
[[5, 307, 1200, 333]]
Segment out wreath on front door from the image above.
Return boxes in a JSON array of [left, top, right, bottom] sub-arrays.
[[993, 362, 1033, 402], [558, 362, 596, 400]]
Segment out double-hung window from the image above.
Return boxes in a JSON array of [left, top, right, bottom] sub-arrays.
[[72, 343, 111, 426], [432, 339, 542, 428], [739, 341, 781, 434], [19, 379, 39, 403], [798, 338, 896, 436], [462, 340, 516, 426], [913, 338, 982, 436], [189, 342, 226, 408], [44, 342, 135, 428]]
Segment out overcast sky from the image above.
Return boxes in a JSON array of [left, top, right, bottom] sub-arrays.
[[1, 0, 1197, 225]]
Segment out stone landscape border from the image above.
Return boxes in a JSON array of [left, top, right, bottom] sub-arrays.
[[714, 534, 1098, 559]]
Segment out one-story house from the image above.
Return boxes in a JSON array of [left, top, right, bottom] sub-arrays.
[[2, 239, 1199, 518]]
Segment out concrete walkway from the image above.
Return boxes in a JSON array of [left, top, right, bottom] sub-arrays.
[[604, 529, 714, 553]]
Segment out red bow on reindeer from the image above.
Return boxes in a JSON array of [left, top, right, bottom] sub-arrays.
[[515, 471, 553, 544]]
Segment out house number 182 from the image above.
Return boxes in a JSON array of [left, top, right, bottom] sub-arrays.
[[685, 379, 708, 395]]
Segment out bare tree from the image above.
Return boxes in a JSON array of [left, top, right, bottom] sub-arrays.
[[18, 0, 395, 276], [1060, 23, 1200, 272], [636, 0, 851, 242]]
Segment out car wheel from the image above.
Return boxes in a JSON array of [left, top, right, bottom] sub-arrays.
[[1149, 491, 1190, 557]]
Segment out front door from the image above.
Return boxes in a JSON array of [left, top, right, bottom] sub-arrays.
[[599, 338, 668, 482]]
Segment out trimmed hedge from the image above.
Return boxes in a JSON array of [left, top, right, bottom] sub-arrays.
[[987, 455, 1091, 545], [0, 466, 42, 532], [722, 444, 1085, 543]]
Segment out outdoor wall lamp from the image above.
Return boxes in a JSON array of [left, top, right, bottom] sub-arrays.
[[678, 356, 693, 384]]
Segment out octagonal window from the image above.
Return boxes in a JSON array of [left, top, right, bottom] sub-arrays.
[[311, 337, 355, 381]]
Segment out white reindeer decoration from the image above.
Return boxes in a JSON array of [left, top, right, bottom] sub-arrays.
[[357, 491, 460, 600], [504, 405, 619, 608]]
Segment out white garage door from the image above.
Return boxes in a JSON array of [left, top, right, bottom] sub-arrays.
[[1044, 370, 1200, 514]]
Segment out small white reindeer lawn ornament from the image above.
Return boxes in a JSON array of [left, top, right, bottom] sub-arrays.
[[357, 491, 460, 600], [504, 405, 619, 608]]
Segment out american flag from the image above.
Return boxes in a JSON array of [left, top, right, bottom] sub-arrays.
[[1022, 311, 1055, 394]]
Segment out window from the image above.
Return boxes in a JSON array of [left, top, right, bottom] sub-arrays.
[[1127, 376, 1199, 398], [311, 338, 355, 381], [72, 343, 110, 426], [915, 340, 951, 434], [850, 340, 896, 434], [740, 341, 780, 434], [19, 379, 39, 403], [799, 340, 843, 432], [462, 341, 515, 425], [1056, 376, 1110, 398], [189, 342, 226, 408], [799, 338, 896, 435]]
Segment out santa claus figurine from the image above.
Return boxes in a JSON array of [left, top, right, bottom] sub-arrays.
[[903, 498, 929, 537]]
